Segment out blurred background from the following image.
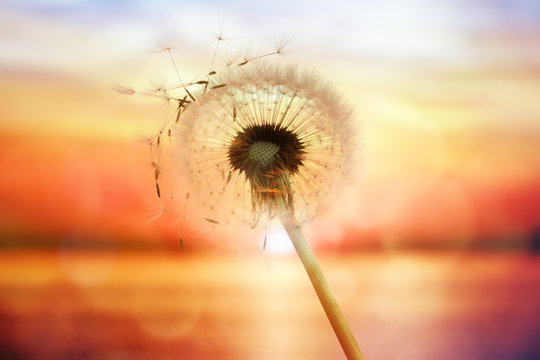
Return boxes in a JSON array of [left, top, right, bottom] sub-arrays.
[[1, 0, 540, 359]]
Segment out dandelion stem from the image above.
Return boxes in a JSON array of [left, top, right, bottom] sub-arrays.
[[280, 210, 365, 360]]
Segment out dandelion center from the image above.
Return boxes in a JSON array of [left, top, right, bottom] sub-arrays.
[[249, 141, 280, 167], [228, 124, 305, 181]]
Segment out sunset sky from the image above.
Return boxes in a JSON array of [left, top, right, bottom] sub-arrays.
[[1, 0, 540, 252]]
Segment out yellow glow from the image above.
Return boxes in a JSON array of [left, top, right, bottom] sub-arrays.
[[261, 228, 295, 255]]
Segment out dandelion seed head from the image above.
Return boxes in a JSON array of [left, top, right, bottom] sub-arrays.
[[177, 63, 355, 227]]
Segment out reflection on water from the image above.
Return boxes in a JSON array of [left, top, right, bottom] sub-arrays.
[[1, 251, 539, 359]]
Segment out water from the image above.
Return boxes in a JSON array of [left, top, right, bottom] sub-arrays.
[[1, 251, 539, 359]]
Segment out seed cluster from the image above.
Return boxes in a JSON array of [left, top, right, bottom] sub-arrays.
[[228, 123, 305, 180], [248, 141, 280, 168], [178, 64, 355, 227]]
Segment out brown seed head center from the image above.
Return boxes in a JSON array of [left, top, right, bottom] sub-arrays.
[[248, 141, 280, 168], [228, 124, 305, 181]]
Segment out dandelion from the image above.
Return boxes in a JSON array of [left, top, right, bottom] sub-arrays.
[[175, 63, 364, 359], [178, 64, 355, 227], [123, 33, 364, 359]]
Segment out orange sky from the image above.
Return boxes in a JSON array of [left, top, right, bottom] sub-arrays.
[[1, 65, 539, 252], [1, 1, 540, 251]]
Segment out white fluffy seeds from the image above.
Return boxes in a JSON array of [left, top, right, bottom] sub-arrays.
[[176, 63, 356, 226]]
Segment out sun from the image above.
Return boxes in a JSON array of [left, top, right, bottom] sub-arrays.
[[261, 228, 295, 255]]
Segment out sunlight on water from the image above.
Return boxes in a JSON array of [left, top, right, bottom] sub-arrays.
[[1, 251, 539, 359]]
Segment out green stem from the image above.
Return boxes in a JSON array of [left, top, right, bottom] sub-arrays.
[[280, 212, 365, 360]]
